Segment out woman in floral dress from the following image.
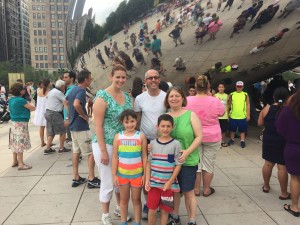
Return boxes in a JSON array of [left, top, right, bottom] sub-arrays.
[[9, 83, 35, 170]]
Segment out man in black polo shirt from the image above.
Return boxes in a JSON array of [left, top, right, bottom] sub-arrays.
[[169, 24, 184, 47]]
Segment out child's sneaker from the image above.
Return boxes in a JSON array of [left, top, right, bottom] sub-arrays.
[[240, 141, 246, 148], [113, 206, 132, 221], [188, 222, 197, 225], [101, 214, 112, 225], [228, 139, 234, 146], [167, 214, 181, 225]]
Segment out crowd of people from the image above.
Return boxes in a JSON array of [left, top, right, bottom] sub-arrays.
[[4, 0, 300, 224]]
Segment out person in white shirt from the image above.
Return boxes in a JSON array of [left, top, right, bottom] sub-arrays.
[[44, 80, 70, 155], [134, 69, 166, 219]]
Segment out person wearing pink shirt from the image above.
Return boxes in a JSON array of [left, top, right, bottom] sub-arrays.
[[186, 75, 224, 197], [207, 17, 223, 41]]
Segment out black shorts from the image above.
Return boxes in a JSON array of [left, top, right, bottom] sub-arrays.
[[177, 166, 198, 192], [219, 119, 228, 133]]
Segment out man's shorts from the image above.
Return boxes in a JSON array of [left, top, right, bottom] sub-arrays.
[[177, 165, 198, 192], [71, 130, 92, 155], [219, 119, 228, 133], [45, 110, 65, 136], [147, 187, 174, 212], [117, 176, 142, 188], [229, 118, 247, 133]]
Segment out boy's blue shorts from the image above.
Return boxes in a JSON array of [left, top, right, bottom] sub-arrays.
[[229, 118, 247, 133]]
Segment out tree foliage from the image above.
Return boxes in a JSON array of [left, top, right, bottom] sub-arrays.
[[0, 61, 55, 86]]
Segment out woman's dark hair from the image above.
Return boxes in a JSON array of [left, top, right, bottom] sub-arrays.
[[164, 87, 187, 109], [196, 75, 209, 93], [289, 90, 300, 121], [131, 77, 143, 98], [157, 114, 174, 126], [120, 109, 137, 122], [273, 87, 289, 116], [9, 83, 24, 96], [42, 79, 50, 95], [159, 81, 169, 92]]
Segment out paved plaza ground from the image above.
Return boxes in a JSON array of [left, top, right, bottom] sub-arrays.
[[0, 117, 299, 225]]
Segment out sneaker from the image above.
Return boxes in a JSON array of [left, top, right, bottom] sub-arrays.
[[228, 139, 234, 146], [167, 215, 181, 225], [114, 207, 132, 221], [240, 141, 246, 148], [142, 203, 148, 220], [102, 214, 113, 225], [44, 148, 56, 155], [58, 147, 71, 154], [72, 176, 87, 187], [87, 177, 101, 188], [188, 222, 197, 225]]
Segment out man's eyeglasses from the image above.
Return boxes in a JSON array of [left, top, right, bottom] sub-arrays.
[[146, 76, 160, 81]]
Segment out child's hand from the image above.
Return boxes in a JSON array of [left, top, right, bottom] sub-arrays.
[[113, 176, 119, 188], [145, 180, 151, 192], [178, 150, 188, 163], [141, 175, 145, 186], [147, 144, 152, 154], [163, 181, 172, 191]]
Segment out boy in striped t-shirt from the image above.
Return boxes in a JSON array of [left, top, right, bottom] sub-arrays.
[[145, 114, 182, 225]]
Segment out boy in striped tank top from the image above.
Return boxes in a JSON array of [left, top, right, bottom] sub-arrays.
[[145, 114, 182, 225], [112, 110, 147, 225]]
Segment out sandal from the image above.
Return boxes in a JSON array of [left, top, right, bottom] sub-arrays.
[[11, 162, 18, 167], [262, 185, 270, 193], [18, 165, 32, 170], [221, 142, 228, 147], [279, 193, 291, 200], [203, 187, 215, 197], [284, 204, 300, 217]]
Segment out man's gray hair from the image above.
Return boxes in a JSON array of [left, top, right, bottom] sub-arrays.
[[144, 69, 159, 79], [55, 80, 65, 88]]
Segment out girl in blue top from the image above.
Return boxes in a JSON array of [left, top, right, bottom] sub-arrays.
[[8, 83, 35, 170]]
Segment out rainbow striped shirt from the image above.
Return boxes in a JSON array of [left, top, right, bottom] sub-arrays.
[[149, 139, 182, 192], [117, 131, 143, 178]]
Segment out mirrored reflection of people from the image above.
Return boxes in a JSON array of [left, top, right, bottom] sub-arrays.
[[9, 83, 36, 170], [173, 56, 186, 71], [151, 58, 166, 77], [276, 91, 300, 218], [258, 87, 290, 199]]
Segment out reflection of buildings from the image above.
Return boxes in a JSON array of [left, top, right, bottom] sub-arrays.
[[0, 0, 31, 67], [28, 0, 72, 71], [66, 1, 95, 51]]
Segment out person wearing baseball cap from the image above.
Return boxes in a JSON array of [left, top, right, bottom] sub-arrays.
[[227, 81, 250, 148]]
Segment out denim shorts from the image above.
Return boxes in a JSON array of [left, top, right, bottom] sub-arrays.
[[177, 165, 198, 192]]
